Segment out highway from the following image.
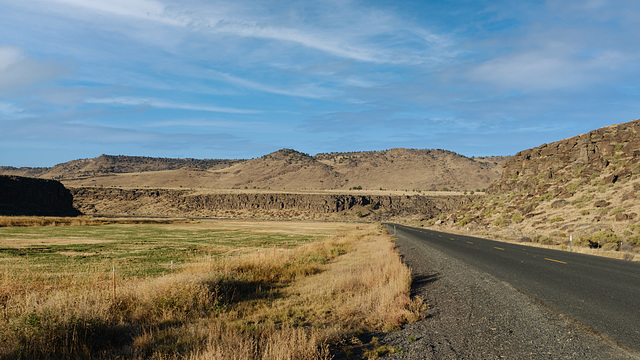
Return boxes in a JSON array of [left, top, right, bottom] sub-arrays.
[[389, 224, 640, 355]]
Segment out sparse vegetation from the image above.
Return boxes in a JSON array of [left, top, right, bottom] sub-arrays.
[[549, 216, 564, 224], [0, 221, 422, 359], [511, 212, 524, 224]]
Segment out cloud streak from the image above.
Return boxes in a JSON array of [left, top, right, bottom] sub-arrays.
[[85, 97, 263, 114]]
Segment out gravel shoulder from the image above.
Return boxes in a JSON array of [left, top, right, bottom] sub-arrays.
[[378, 228, 638, 359]]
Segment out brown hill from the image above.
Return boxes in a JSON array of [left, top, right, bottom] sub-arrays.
[[315, 148, 503, 191], [2, 149, 508, 192], [0, 155, 241, 181], [437, 119, 640, 253]]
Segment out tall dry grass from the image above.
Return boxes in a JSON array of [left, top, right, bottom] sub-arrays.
[[0, 224, 419, 359]]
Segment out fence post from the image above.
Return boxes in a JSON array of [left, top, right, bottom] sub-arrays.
[[112, 267, 116, 302]]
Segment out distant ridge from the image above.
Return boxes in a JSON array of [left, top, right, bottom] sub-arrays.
[[0, 154, 243, 180], [0, 148, 509, 192]]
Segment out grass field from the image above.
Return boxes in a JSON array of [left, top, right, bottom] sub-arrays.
[[0, 220, 328, 280], [0, 218, 421, 359]]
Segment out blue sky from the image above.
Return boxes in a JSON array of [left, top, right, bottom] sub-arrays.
[[1, 0, 639, 167]]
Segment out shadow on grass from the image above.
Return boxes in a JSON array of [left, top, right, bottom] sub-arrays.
[[1, 275, 288, 360]]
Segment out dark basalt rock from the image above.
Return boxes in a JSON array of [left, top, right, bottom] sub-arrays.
[[71, 187, 475, 219], [0, 175, 81, 216]]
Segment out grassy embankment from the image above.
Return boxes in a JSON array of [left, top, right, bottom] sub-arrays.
[[0, 218, 422, 359]]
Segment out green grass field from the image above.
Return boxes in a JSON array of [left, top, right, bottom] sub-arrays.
[[0, 221, 322, 280]]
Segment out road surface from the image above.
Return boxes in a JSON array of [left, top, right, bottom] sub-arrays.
[[380, 224, 640, 359]]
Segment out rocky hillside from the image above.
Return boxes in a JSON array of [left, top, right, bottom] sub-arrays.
[[0, 155, 241, 180], [1, 149, 507, 192], [0, 175, 81, 216], [439, 119, 640, 251], [71, 187, 475, 221]]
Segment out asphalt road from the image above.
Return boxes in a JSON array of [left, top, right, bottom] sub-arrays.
[[389, 224, 640, 355]]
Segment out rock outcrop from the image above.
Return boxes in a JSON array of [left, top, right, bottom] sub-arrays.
[[0, 175, 81, 216], [489, 120, 640, 194], [444, 119, 640, 251], [71, 187, 474, 220]]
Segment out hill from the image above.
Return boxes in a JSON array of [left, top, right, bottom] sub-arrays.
[[437, 119, 640, 252], [0, 155, 241, 181], [1, 149, 508, 192], [314, 148, 503, 191]]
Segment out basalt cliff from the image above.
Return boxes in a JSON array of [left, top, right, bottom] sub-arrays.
[[0, 175, 81, 216], [71, 187, 475, 221], [438, 119, 640, 251]]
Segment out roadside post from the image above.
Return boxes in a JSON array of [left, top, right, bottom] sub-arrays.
[[570, 235, 573, 252], [394, 225, 396, 235]]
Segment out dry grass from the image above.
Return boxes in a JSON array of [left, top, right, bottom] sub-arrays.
[[0, 216, 183, 228], [0, 222, 419, 359]]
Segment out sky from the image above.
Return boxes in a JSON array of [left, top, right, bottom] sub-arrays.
[[1, 0, 639, 167]]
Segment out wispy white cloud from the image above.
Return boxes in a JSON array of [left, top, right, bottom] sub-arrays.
[[86, 97, 262, 114], [469, 36, 629, 92], [0, 46, 67, 93], [48, 0, 182, 25], [210, 71, 338, 99], [30, 0, 452, 66], [147, 119, 274, 131], [0, 101, 29, 120]]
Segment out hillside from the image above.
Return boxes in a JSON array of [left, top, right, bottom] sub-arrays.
[[1, 149, 508, 192], [315, 148, 503, 191], [0, 155, 241, 180], [436, 119, 640, 252]]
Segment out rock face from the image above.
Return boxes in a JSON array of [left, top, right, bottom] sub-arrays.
[[489, 120, 640, 194], [448, 119, 640, 251], [71, 187, 474, 219], [0, 175, 81, 216]]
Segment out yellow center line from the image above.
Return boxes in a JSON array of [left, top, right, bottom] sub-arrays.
[[449, 238, 455, 240], [493, 247, 505, 250], [466, 241, 474, 244], [545, 258, 567, 264]]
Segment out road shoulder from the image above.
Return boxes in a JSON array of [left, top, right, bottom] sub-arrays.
[[378, 229, 637, 359]]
